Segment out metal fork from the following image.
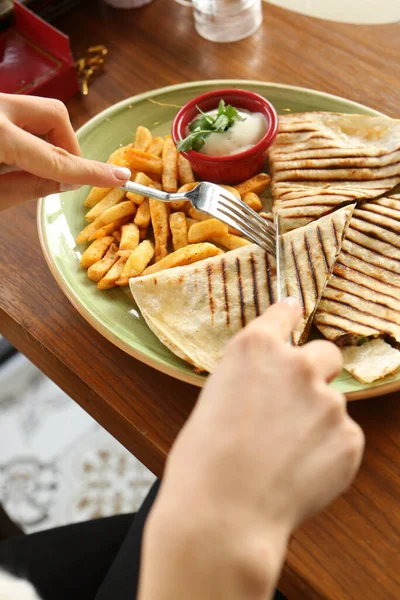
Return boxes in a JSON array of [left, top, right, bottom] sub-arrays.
[[121, 181, 276, 256]]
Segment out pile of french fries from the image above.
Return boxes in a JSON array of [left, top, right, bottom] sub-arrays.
[[77, 126, 271, 290]]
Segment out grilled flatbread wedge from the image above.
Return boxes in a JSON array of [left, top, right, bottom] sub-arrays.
[[341, 339, 400, 384], [269, 113, 400, 232], [130, 206, 353, 373], [315, 194, 400, 345]]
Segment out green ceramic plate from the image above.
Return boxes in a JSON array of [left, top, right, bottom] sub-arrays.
[[38, 80, 399, 401]]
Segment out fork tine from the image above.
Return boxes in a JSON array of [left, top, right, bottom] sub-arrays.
[[216, 206, 276, 256], [219, 191, 275, 235], [218, 197, 276, 248]]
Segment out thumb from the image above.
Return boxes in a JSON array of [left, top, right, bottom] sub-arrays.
[[0, 171, 83, 209]]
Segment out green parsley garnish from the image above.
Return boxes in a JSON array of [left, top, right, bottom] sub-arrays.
[[176, 99, 246, 153]]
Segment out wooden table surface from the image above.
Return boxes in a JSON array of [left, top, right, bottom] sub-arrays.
[[1, 1, 399, 598]]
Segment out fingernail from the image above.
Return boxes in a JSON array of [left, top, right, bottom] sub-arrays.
[[60, 183, 81, 192], [112, 166, 131, 181], [282, 296, 300, 308]]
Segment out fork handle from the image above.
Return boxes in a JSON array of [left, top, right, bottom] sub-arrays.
[[120, 181, 186, 202]]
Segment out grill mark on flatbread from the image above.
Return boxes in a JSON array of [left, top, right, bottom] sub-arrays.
[[304, 234, 318, 299], [332, 219, 339, 247], [265, 253, 274, 304], [317, 225, 329, 273], [347, 230, 400, 258], [340, 248, 400, 276], [319, 323, 347, 334], [236, 257, 246, 328], [272, 147, 400, 161], [221, 258, 230, 327], [334, 263, 400, 299], [337, 252, 400, 288], [316, 314, 380, 337], [352, 213, 400, 237], [250, 253, 260, 317], [326, 280, 398, 312], [320, 297, 397, 327], [291, 241, 305, 310], [274, 159, 400, 174], [206, 265, 214, 326], [275, 172, 400, 183], [361, 202, 400, 222]]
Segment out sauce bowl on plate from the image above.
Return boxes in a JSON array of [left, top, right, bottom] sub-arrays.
[[171, 88, 279, 185]]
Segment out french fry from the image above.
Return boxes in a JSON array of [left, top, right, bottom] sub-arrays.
[[134, 199, 151, 228], [98, 255, 129, 290], [88, 217, 131, 241], [80, 236, 113, 269], [98, 201, 136, 227], [169, 200, 191, 212], [148, 136, 164, 157], [187, 207, 240, 236], [113, 230, 122, 245], [210, 232, 251, 251], [234, 173, 271, 196], [169, 183, 198, 212], [84, 187, 113, 208], [170, 212, 188, 251], [148, 171, 162, 183], [139, 227, 148, 240], [220, 185, 241, 199], [124, 147, 163, 175], [178, 153, 195, 185], [143, 243, 223, 276], [242, 191, 263, 212], [85, 188, 126, 222], [188, 218, 228, 244], [76, 219, 102, 244], [178, 182, 199, 193], [107, 144, 132, 166], [119, 223, 140, 251], [188, 207, 209, 222], [126, 172, 157, 205], [116, 249, 132, 260], [150, 181, 162, 190], [149, 199, 170, 262], [116, 240, 155, 285], [87, 243, 119, 282], [162, 135, 178, 193], [186, 217, 197, 230], [134, 126, 152, 151]]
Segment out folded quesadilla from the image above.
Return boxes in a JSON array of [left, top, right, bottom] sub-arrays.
[[315, 194, 400, 346], [341, 339, 400, 384], [130, 205, 353, 373], [269, 113, 400, 232]]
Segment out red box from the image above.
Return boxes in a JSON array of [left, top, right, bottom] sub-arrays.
[[0, 1, 79, 101]]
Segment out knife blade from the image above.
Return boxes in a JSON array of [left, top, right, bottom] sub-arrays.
[[274, 212, 286, 303]]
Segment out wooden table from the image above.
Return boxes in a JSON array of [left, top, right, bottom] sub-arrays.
[[1, 1, 399, 597]]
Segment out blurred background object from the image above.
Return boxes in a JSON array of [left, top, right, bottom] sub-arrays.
[[0, 1, 79, 100], [264, 0, 400, 24], [0, 338, 156, 535], [0, 0, 86, 25], [175, 0, 263, 42], [103, 0, 153, 8]]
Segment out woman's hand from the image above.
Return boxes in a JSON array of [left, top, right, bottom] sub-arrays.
[[0, 93, 131, 210], [139, 298, 364, 600]]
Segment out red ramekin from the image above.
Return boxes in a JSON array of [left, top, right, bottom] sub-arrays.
[[171, 88, 279, 185]]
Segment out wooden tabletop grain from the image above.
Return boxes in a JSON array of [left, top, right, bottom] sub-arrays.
[[1, 1, 399, 598]]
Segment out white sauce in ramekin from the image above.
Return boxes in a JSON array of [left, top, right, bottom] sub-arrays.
[[195, 109, 267, 156]]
